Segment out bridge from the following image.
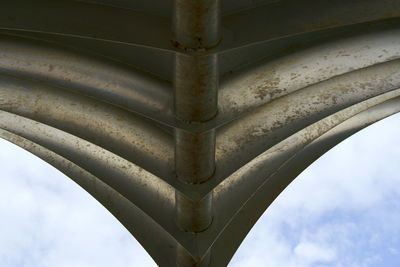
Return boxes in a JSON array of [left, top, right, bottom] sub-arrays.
[[1, 0, 400, 266]]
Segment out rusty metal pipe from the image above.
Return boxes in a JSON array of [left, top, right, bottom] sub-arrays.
[[173, 1, 220, 266], [174, 53, 218, 123], [173, 0, 220, 50]]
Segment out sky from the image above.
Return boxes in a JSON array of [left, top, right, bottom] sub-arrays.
[[0, 113, 399, 267]]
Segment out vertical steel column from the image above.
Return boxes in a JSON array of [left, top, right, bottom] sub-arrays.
[[173, 0, 220, 266]]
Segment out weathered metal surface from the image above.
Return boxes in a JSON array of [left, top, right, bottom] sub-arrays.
[[1, 1, 400, 266], [221, 0, 400, 51], [0, 126, 178, 266], [0, 74, 173, 179], [0, 0, 172, 51], [173, 1, 220, 265], [0, 36, 174, 126], [212, 95, 400, 266], [219, 29, 400, 120], [217, 59, 400, 178]]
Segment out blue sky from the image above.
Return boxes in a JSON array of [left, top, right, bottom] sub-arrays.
[[0, 113, 399, 267]]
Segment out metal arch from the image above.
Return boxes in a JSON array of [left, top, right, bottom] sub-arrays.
[[218, 29, 400, 120], [170, 89, 400, 261], [0, 36, 173, 125], [212, 97, 400, 266], [0, 73, 174, 178], [0, 112, 175, 223], [0, 112, 207, 265], [217, 58, 400, 178], [220, 0, 400, 52], [0, 0, 172, 51], [0, 128, 178, 267], [1, 1, 400, 266], [3, 0, 400, 53], [213, 91, 400, 242]]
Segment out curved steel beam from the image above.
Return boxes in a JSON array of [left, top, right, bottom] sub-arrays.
[[217, 58, 400, 179], [220, 0, 400, 52], [9, 0, 394, 54], [0, 110, 217, 261], [174, 88, 400, 258], [218, 18, 400, 77], [8, 25, 400, 135], [211, 95, 400, 267], [0, 0, 172, 51], [4, 0, 399, 57], [0, 111, 175, 227], [219, 29, 400, 121], [117, 28, 400, 133], [3, 1, 400, 266], [157, 40, 400, 202], [0, 35, 173, 125], [0, 128, 178, 266], [0, 74, 174, 179], [214, 89, 400, 232]]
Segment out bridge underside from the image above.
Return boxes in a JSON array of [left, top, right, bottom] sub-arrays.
[[1, 1, 400, 266]]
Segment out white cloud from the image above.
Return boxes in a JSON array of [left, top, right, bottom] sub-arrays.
[[293, 241, 336, 263]]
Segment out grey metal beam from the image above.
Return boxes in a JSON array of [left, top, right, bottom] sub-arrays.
[[0, 0, 172, 51], [219, 18, 400, 77], [0, 112, 219, 263], [0, 111, 175, 229], [214, 89, 400, 233], [221, 0, 400, 51], [0, 128, 178, 266], [168, 89, 400, 260], [217, 59, 400, 179], [164, 44, 400, 203], [0, 74, 174, 180], [219, 29, 400, 121], [173, 1, 220, 266], [2, 0, 400, 55], [212, 96, 400, 266], [1, 1, 400, 266], [0, 35, 173, 125], [4, 29, 400, 133]]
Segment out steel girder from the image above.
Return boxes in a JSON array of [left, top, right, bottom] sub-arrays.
[[1, 1, 400, 266]]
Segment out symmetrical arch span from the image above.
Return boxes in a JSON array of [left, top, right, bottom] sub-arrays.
[[1, 1, 400, 266]]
